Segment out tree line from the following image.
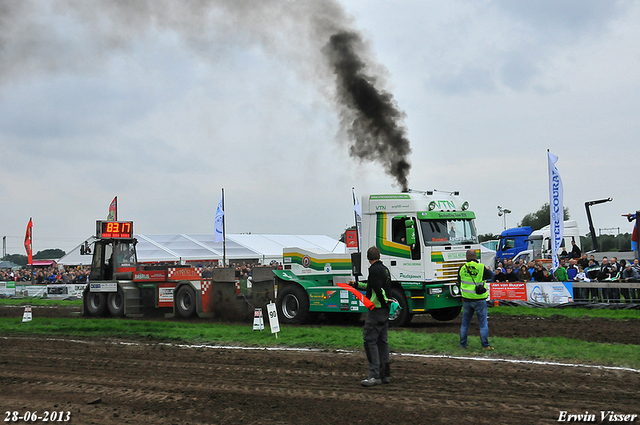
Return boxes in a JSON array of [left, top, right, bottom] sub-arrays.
[[1, 249, 66, 266]]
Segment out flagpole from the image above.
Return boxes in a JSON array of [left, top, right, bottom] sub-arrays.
[[222, 188, 226, 267]]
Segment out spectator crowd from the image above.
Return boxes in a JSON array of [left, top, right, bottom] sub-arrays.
[[493, 254, 640, 303], [0, 265, 90, 284]]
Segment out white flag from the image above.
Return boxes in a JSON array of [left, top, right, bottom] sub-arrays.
[[214, 191, 225, 243], [548, 151, 563, 272]]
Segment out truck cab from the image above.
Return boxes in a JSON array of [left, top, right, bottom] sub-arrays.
[[273, 191, 482, 327], [495, 226, 532, 265], [357, 192, 481, 325], [89, 239, 137, 281]]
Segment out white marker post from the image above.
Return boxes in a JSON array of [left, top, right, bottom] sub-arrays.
[[22, 305, 32, 323], [252, 308, 264, 331], [266, 302, 280, 338]]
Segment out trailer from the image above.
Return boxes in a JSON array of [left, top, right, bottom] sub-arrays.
[[83, 220, 221, 318], [274, 191, 482, 327]]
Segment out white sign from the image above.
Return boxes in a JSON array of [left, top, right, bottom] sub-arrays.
[[266, 302, 280, 335], [22, 305, 32, 323], [253, 308, 264, 331]]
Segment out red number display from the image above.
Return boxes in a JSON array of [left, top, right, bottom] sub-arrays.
[[97, 221, 133, 239]]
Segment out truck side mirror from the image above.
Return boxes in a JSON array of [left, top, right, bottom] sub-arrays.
[[80, 241, 92, 255], [405, 219, 416, 246], [351, 252, 362, 277]]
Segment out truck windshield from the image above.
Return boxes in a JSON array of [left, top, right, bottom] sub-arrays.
[[115, 242, 137, 268], [419, 219, 478, 246]]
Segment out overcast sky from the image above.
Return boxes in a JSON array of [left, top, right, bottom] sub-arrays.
[[1, 0, 638, 255]]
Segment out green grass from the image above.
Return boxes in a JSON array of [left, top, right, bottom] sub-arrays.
[[1, 316, 638, 370], [0, 298, 82, 306], [489, 305, 640, 320]]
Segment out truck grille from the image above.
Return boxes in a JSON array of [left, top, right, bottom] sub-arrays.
[[437, 260, 465, 281]]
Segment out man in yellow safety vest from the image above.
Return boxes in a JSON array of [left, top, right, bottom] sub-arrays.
[[458, 249, 494, 350]]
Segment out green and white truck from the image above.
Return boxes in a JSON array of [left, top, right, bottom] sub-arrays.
[[274, 191, 481, 326]]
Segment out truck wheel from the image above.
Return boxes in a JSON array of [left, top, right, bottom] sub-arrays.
[[430, 306, 461, 321], [389, 287, 412, 327], [86, 293, 108, 317], [277, 285, 310, 325], [107, 289, 125, 317], [175, 285, 196, 318]]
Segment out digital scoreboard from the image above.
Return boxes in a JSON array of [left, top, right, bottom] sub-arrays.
[[96, 221, 134, 239]]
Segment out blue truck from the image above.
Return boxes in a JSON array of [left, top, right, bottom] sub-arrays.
[[495, 226, 532, 265]]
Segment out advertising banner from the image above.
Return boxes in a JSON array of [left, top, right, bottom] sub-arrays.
[[526, 282, 573, 303], [489, 282, 527, 301]]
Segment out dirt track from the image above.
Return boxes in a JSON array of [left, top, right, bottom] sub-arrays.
[[1, 306, 639, 424]]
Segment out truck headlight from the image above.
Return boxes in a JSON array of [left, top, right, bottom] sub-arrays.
[[452, 285, 460, 295]]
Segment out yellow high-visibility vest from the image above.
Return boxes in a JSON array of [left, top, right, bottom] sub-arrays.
[[459, 261, 488, 300]]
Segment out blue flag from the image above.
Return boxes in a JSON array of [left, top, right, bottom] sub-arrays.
[[214, 191, 225, 243]]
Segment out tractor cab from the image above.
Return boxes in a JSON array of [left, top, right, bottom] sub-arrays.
[[86, 221, 137, 281]]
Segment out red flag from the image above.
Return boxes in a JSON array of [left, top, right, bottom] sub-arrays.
[[24, 218, 33, 265], [336, 282, 375, 310], [107, 196, 117, 221]]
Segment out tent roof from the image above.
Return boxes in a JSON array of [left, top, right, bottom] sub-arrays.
[[0, 260, 22, 269], [57, 234, 346, 266]]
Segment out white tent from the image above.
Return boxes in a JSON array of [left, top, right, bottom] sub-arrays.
[[480, 244, 496, 268], [57, 234, 346, 266]]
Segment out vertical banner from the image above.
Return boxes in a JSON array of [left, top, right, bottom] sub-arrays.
[[107, 196, 117, 221], [352, 187, 362, 251], [548, 151, 563, 272], [24, 218, 33, 266], [214, 190, 225, 243]]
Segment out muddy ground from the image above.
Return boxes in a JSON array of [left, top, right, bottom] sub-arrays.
[[1, 305, 639, 424]]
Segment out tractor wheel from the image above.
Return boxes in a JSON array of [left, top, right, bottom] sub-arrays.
[[107, 288, 125, 317], [276, 285, 310, 325], [86, 292, 108, 317], [175, 285, 197, 318], [430, 306, 462, 321], [388, 287, 412, 327]]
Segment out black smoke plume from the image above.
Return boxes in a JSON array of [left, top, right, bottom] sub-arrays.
[[324, 31, 411, 191], [0, 0, 412, 189]]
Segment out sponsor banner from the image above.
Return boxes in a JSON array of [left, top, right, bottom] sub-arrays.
[[0, 281, 15, 296], [158, 283, 176, 307], [133, 270, 166, 282], [46, 283, 87, 298], [16, 285, 48, 297], [1, 283, 86, 297], [89, 282, 118, 292], [489, 282, 527, 301], [168, 267, 202, 280], [526, 282, 573, 304]]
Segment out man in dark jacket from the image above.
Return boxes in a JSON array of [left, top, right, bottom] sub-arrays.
[[353, 246, 392, 387]]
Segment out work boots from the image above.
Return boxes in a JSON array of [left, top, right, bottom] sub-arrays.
[[381, 362, 391, 384]]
